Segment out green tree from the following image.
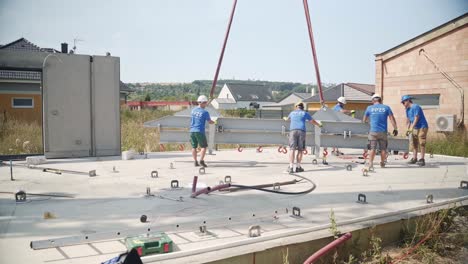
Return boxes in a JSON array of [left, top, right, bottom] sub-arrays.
[[144, 94, 151, 101]]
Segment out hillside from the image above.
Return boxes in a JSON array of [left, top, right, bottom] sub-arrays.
[[126, 80, 335, 102]]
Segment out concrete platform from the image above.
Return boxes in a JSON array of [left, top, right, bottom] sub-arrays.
[[0, 148, 467, 263]]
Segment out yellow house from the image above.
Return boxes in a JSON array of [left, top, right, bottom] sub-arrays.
[[303, 83, 375, 118]]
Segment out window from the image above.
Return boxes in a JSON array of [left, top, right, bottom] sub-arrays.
[[12, 98, 34, 108], [409, 94, 439, 109]]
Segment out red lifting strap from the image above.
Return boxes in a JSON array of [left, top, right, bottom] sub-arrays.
[[209, 0, 325, 106]]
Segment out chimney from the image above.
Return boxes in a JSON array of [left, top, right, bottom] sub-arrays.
[[61, 43, 68, 54], [311, 87, 316, 96]]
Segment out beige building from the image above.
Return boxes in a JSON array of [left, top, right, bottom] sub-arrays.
[[375, 13, 468, 136]]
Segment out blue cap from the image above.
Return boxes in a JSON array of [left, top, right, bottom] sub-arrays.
[[401, 95, 412, 103]]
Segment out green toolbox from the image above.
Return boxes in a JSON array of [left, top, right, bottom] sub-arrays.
[[125, 233, 173, 256]]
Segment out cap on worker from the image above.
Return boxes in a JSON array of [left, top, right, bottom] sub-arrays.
[[371, 94, 381, 100], [197, 95, 208, 103], [337, 96, 347, 104], [401, 95, 412, 103], [295, 102, 304, 108]]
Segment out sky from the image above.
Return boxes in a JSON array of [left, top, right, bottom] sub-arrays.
[[0, 0, 467, 84]]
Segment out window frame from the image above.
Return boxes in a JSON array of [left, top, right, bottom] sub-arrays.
[[408, 94, 440, 110], [11, 97, 34, 109]]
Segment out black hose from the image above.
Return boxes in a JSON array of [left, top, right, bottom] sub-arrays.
[[230, 173, 316, 195]]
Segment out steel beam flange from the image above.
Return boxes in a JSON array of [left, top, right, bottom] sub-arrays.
[[357, 193, 367, 204], [426, 194, 434, 204], [459, 181, 468, 190], [248, 225, 261, 238], [199, 168, 206, 175], [151, 171, 158, 178]]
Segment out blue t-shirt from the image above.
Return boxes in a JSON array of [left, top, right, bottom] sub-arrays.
[[190, 107, 211, 133], [288, 110, 313, 131], [333, 104, 343, 112], [406, 104, 428, 129], [364, 104, 393, 132]]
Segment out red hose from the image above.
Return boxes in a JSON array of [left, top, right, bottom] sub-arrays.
[[192, 176, 198, 193], [207, 183, 231, 193], [303, 233, 352, 264], [191, 187, 211, 198]]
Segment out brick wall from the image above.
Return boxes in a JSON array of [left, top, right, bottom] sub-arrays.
[[376, 25, 468, 136]]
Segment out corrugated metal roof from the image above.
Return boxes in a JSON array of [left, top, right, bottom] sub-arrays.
[[225, 83, 275, 102]]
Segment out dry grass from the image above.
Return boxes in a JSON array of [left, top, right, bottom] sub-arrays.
[[0, 118, 43, 155]]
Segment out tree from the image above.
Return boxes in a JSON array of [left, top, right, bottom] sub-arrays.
[[144, 94, 151, 101]]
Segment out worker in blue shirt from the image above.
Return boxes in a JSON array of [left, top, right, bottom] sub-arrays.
[[332, 97, 356, 155], [363, 94, 398, 170], [283, 102, 322, 173], [190, 95, 215, 167], [401, 95, 429, 166]]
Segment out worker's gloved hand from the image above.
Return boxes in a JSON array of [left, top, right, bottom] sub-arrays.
[[317, 121, 323, 128], [392, 129, 398, 136], [213, 120, 218, 125], [282, 117, 288, 121], [350, 110, 356, 114], [406, 129, 413, 137]]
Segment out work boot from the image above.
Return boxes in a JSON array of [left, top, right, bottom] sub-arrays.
[[407, 158, 417, 164], [194, 161, 200, 167], [417, 159, 425, 167], [200, 160, 208, 167], [288, 166, 294, 174], [295, 167, 304, 173], [380, 161, 385, 168]]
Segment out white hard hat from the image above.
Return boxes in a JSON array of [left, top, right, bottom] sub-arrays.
[[197, 95, 208, 102], [371, 94, 381, 100], [337, 96, 347, 104]]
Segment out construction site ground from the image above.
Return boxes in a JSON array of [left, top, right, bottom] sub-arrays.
[[0, 147, 467, 264]]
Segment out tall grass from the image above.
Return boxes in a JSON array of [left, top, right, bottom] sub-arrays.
[[426, 132, 468, 157], [120, 108, 173, 152], [0, 118, 43, 155]]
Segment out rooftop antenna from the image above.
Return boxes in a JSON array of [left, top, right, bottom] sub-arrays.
[[72, 38, 84, 53]]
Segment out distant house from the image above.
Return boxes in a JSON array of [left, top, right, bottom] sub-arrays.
[[262, 92, 312, 111], [212, 83, 276, 110], [302, 83, 375, 113], [0, 38, 132, 123]]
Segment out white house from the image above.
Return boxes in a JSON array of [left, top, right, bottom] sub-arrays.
[[262, 92, 312, 110], [212, 83, 276, 110]]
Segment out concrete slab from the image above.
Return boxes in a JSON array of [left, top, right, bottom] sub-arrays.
[[0, 148, 467, 264]]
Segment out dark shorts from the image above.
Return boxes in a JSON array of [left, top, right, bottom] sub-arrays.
[[190, 132, 208, 149], [289, 130, 306, 151], [368, 132, 388, 150]]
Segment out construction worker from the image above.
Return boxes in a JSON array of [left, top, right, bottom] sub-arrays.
[[190, 95, 215, 167], [401, 95, 429, 166], [284, 102, 322, 173], [333, 96, 356, 115], [363, 94, 398, 169], [332, 96, 356, 155]]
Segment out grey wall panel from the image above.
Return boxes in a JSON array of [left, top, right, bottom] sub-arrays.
[[43, 54, 92, 158], [92, 56, 121, 156]]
